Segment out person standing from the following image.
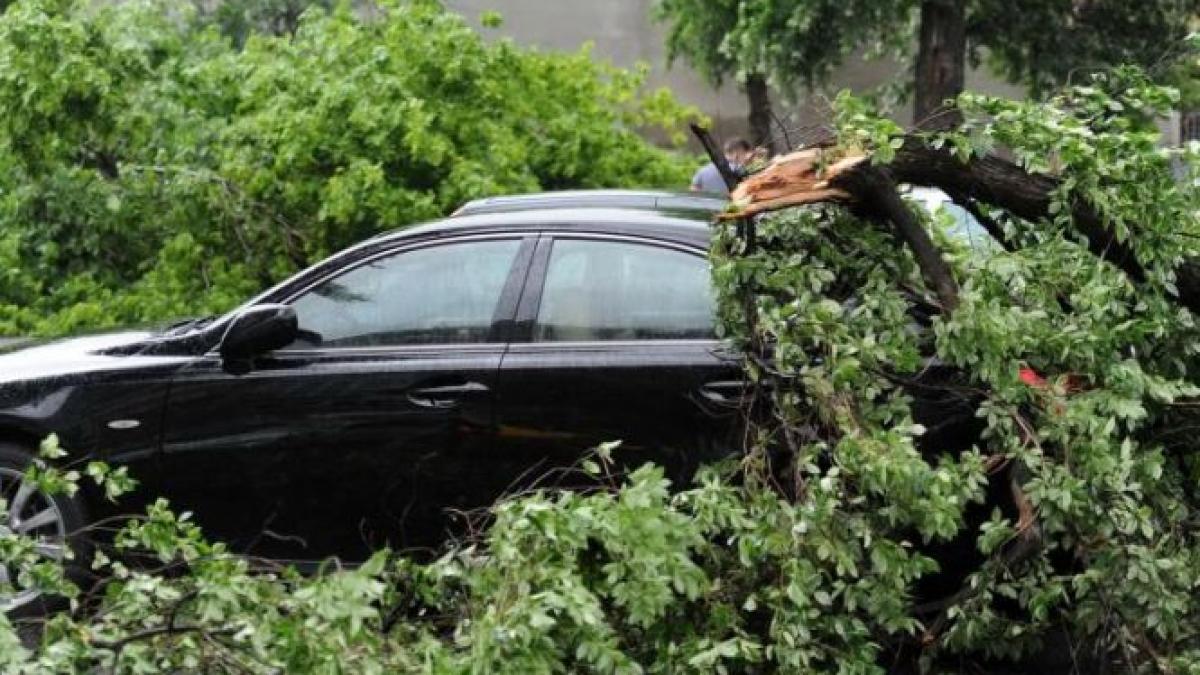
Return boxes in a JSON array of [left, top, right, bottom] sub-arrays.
[[690, 137, 754, 195]]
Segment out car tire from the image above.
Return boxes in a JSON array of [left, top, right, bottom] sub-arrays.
[[0, 442, 90, 622]]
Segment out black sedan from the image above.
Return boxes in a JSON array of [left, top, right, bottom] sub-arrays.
[[0, 206, 744, 611]]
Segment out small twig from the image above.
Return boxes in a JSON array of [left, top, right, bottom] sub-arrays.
[[166, 589, 199, 632], [770, 109, 795, 152], [94, 624, 237, 667]]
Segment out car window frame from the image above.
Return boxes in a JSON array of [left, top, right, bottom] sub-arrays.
[[237, 234, 537, 356], [510, 233, 716, 345]]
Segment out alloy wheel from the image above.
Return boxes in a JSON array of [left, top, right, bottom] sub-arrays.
[[0, 466, 68, 613]]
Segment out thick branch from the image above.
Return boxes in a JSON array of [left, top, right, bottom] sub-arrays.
[[729, 136, 1200, 316], [725, 148, 960, 312], [885, 141, 1200, 312], [833, 165, 961, 312]]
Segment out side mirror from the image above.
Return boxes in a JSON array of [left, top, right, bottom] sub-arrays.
[[218, 304, 298, 361]]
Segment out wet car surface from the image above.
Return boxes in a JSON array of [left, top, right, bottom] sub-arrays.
[[0, 206, 743, 562]]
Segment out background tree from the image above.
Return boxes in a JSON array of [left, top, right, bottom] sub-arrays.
[[654, 0, 778, 153], [727, 0, 915, 120], [195, 0, 335, 49], [972, 0, 1200, 99], [720, 0, 1199, 129]]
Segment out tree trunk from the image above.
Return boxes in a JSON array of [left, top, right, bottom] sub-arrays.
[[913, 0, 967, 129], [746, 73, 779, 155]]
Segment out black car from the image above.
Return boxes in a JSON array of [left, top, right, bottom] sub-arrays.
[[0, 206, 744, 611]]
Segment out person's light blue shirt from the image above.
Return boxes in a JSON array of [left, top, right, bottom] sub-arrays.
[[691, 162, 734, 195]]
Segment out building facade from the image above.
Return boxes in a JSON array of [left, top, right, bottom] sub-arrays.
[[444, 0, 1025, 148]]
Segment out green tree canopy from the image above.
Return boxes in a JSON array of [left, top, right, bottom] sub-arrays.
[[972, 0, 1200, 98], [655, 0, 780, 151], [667, 0, 1198, 128], [0, 0, 699, 336]]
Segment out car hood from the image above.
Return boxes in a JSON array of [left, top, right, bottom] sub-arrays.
[[0, 331, 194, 386]]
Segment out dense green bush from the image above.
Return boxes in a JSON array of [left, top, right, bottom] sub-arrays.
[[0, 0, 698, 336]]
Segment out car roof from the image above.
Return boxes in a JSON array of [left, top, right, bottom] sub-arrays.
[[451, 189, 727, 218], [370, 207, 715, 249]]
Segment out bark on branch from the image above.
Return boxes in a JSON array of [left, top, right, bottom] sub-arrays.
[[832, 164, 961, 312], [885, 140, 1200, 318], [724, 147, 961, 312], [726, 136, 1200, 316]]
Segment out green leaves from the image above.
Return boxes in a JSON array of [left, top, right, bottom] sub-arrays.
[[708, 85, 1200, 672], [0, 0, 699, 338], [2, 3, 1199, 671]]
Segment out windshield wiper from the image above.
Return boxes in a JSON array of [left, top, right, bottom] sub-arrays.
[[161, 314, 217, 336]]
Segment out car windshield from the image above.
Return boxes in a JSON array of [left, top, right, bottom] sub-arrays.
[[906, 186, 1000, 255]]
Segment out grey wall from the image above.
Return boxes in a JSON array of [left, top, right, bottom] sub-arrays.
[[445, 0, 747, 142], [444, 0, 1024, 148]]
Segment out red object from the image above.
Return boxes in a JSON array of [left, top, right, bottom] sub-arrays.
[[1018, 366, 1047, 388]]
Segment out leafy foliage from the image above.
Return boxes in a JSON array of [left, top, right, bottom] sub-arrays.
[[971, 0, 1199, 98], [0, 0, 699, 337], [193, 0, 334, 48], [658, 0, 1198, 109], [2, 1, 1200, 671], [725, 0, 916, 98], [5, 72, 1200, 673], [654, 0, 742, 88], [711, 69, 1200, 670]]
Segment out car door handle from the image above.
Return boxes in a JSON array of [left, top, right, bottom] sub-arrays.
[[697, 380, 749, 405], [407, 381, 490, 409]]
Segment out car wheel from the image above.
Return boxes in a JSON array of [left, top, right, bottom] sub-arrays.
[[0, 442, 89, 619]]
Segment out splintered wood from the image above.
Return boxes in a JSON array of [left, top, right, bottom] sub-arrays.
[[722, 147, 867, 219]]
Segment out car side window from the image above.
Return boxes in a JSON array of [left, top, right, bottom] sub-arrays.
[[534, 239, 715, 342], [287, 239, 521, 348]]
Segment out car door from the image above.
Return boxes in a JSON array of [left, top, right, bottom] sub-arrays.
[[160, 234, 533, 559], [491, 233, 743, 499]]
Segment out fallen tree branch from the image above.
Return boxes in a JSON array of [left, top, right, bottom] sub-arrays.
[[724, 136, 1200, 316], [833, 164, 961, 312], [723, 147, 961, 312], [722, 147, 863, 217], [887, 140, 1200, 316], [722, 142, 1070, 645]]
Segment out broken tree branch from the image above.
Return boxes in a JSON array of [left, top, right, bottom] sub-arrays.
[[723, 147, 961, 312], [721, 147, 863, 217], [724, 135, 1200, 316], [832, 163, 961, 312]]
